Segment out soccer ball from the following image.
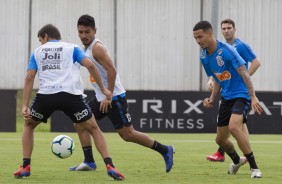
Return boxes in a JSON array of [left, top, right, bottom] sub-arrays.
[[51, 135, 75, 159]]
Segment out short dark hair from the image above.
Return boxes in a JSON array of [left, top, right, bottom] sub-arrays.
[[221, 19, 235, 28], [77, 14, 95, 28], [193, 21, 213, 32], [37, 24, 61, 40]]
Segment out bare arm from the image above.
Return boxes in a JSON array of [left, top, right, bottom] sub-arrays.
[[22, 70, 36, 120], [236, 65, 255, 97], [203, 79, 221, 108], [236, 64, 263, 114], [92, 42, 116, 93], [81, 58, 112, 100], [248, 58, 261, 76]]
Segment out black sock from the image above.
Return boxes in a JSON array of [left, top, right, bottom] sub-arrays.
[[104, 157, 114, 168], [151, 141, 168, 154], [218, 147, 225, 155], [245, 152, 259, 169], [227, 151, 240, 164], [23, 158, 31, 168], [82, 146, 95, 163]]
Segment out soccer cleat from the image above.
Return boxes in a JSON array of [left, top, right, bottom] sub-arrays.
[[69, 162, 97, 171], [162, 146, 175, 173], [106, 164, 125, 181], [250, 169, 262, 178], [206, 151, 225, 162], [228, 157, 247, 174], [14, 165, 31, 178]]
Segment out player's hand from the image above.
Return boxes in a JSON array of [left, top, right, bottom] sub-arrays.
[[203, 98, 214, 108], [207, 78, 214, 91], [100, 98, 112, 113], [22, 106, 31, 120], [102, 89, 112, 101], [251, 96, 263, 115]]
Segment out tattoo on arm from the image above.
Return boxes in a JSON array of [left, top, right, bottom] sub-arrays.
[[236, 65, 255, 97]]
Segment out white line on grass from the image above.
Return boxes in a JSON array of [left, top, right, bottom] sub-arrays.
[[1, 138, 282, 144]]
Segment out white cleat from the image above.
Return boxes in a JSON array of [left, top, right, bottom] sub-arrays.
[[251, 169, 262, 178], [228, 157, 247, 174]]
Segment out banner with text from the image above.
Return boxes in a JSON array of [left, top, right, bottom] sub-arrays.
[[51, 91, 282, 134]]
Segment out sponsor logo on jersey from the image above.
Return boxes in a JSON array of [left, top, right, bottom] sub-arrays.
[[215, 70, 231, 81], [74, 109, 89, 121], [216, 56, 224, 66], [42, 64, 61, 71]]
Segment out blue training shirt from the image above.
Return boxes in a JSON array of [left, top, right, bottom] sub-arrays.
[[200, 40, 250, 100], [231, 38, 256, 69], [27, 40, 87, 71]]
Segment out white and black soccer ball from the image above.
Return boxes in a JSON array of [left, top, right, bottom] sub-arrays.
[[51, 135, 75, 159]]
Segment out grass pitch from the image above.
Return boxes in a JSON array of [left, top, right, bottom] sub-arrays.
[[1, 132, 282, 184]]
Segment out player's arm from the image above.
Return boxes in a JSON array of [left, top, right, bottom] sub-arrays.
[[92, 42, 116, 93], [92, 42, 116, 113], [207, 76, 215, 91], [204, 80, 220, 108], [22, 69, 36, 120], [81, 57, 112, 100], [248, 58, 261, 76], [236, 65, 263, 114]]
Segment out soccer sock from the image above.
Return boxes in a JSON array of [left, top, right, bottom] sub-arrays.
[[245, 152, 259, 169], [82, 146, 95, 163], [23, 158, 31, 168], [218, 147, 225, 155], [104, 157, 115, 168], [227, 151, 240, 164], [151, 141, 168, 154]]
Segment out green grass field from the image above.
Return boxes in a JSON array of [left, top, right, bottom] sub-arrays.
[[1, 132, 281, 184]]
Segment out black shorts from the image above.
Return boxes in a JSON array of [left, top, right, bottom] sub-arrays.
[[217, 98, 251, 127], [30, 92, 92, 123], [88, 93, 132, 129]]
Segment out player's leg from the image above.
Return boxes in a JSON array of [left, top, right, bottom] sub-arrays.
[[109, 96, 174, 173], [14, 119, 40, 178], [116, 125, 175, 173], [69, 96, 106, 171], [14, 93, 52, 178], [77, 116, 125, 180], [216, 99, 247, 175], [66, 94, 124, 180], [69, 123, 96, 171], [229, 99, 261, 178]]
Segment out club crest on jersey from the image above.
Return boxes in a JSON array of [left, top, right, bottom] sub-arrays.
[[216, 56, 224, 66], [217, 48, 222, 55]]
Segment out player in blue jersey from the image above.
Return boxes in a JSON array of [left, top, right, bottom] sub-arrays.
[[13, 24, 125, 180], [206, 19, 261, 162], [193, 20, 262, 178]]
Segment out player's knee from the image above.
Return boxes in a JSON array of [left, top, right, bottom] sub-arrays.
[[119, 131, 135, 142]]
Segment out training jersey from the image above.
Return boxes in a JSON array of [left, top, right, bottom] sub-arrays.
[[84, 38, 126, 102], [200, 40, 250, 100], [27, 40, 86, 95], [231, 38, 257, 69]]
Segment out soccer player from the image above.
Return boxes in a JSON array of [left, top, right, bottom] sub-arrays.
[[206, 19, 261, 162], [13, 24, 125, 180], [69, 14, 175, 173], [193, 20, 262, 178]]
